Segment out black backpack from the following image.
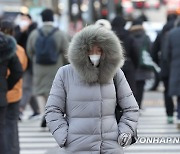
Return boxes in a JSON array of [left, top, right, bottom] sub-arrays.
[[35, 28, 59, 65]]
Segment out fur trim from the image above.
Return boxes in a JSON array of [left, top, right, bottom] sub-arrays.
[[0, 32, 16, 63], [68, 25, 125, 83], [129, 25, 144, 32]]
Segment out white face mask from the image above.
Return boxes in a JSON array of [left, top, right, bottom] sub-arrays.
[[89, 55, 101, 67], [18, 20, 30, 29]]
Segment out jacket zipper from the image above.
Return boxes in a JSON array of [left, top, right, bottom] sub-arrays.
[[100, 84, 103, 153]]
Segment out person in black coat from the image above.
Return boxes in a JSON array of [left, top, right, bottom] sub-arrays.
[[152, 13, 177, 124], [0, 32, 23, 154], [111, 16, 139, 94], [129, 19, 153, 109], [14, 13, 40, 119], [164, 17, 180, 129]]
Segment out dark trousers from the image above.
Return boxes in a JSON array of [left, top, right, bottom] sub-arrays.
[[5, 102, 20, 154], [177, 96, 180, 119], [0, 106, 7, 154], [20, 70, 39, 114], [135, 80, 145, 109], [163, 78, 174, 116]]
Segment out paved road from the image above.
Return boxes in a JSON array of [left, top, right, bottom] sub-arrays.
[[19, 90, 180, 154]]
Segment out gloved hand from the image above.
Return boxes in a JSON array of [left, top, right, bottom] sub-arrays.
[[118, 133, 132, 147]]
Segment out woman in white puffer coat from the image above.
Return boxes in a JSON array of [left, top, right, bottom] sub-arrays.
[[45, 25, 139, 154]]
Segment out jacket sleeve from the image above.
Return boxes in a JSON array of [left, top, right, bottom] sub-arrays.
[[45, 67, 68, 148], [7, 54, 23, 90], [21, 48, 28, 71], [26, 30, 36, 60], [17, 45, 28, 71], [130, 36, 139, 68], [115, 69, 139, 137], [152, 32, 161, 65], [61, 33, 69, 65], [146, 35, 152, 54], [162, 32, 171, 68]]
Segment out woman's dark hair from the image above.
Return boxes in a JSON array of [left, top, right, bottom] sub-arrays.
[[0, 20, 14, 35], [20, 13, 32, 20], [132, 18, 143, 26], [111, 16, 126, 28]]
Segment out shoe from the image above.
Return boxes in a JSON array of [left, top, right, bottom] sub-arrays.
[[177, 119, 180, 129], [28, 113, 41, 120], [41, 117, 46, 128], [18, 112, 23, 121], [167, 116, 173, 124]]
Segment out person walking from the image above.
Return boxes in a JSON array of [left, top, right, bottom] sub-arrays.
[[129, 19, 153, 109], [164, 17, 180, 129], [45, 25, 139, 153], [0, 31, 23, 154], [27, 8, 69, 127], [1, 20, 28, 154], [152, 14, 177, 123], [14, 13, 40, 119], [111, 16, 139, 94]]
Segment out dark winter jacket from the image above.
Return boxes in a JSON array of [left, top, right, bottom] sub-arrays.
[[0, 32, 23, 107], [14, 22, 37, 72], [45, 25, 139, 154], [129, 25, 153, 81], [164, 27, 180, 96], [152, 20, 175, 78], [112, 17, 139, 93]]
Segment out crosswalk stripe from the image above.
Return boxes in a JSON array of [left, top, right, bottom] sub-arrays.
[[20, 138, 55, 142], [20, 143, 57, 148], [18, 118, 56, 154], [125, 145, 180, 151], [19, 132, 52, 137], [20, 150, 46, 154], [19, 107, 180, 154], [124, 153, 179, 154]]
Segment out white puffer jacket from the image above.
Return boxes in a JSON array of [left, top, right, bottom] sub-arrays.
[[45, 25, 139, 154]]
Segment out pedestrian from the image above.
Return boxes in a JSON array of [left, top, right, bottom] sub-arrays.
[[27, 8, 69, 127], [14, 13, 40, 120], [0, 20, 28, 154], [164, 17, 180, 129], [0, 31, 23, 154], [152, 13, 177, 124], [111, 16, 139, 94], [129, 18, 153, 109], [45, 25, 139, 153]]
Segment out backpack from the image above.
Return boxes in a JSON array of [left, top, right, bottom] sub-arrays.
[[35, 28, 59, 65]]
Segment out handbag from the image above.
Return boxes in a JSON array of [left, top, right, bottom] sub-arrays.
[[139, 37, 160, 73]]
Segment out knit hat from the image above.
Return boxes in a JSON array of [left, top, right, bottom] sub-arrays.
[[111, 16, 126, 28], [132, 18, 143, 26], [41, 9, 54, 22], [95, 19, 112, 30]]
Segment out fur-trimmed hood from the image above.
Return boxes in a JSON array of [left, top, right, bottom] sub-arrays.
[[68, 25, 124, 83], [129, 25, 144, 33], [0, 32, 16, 63]]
